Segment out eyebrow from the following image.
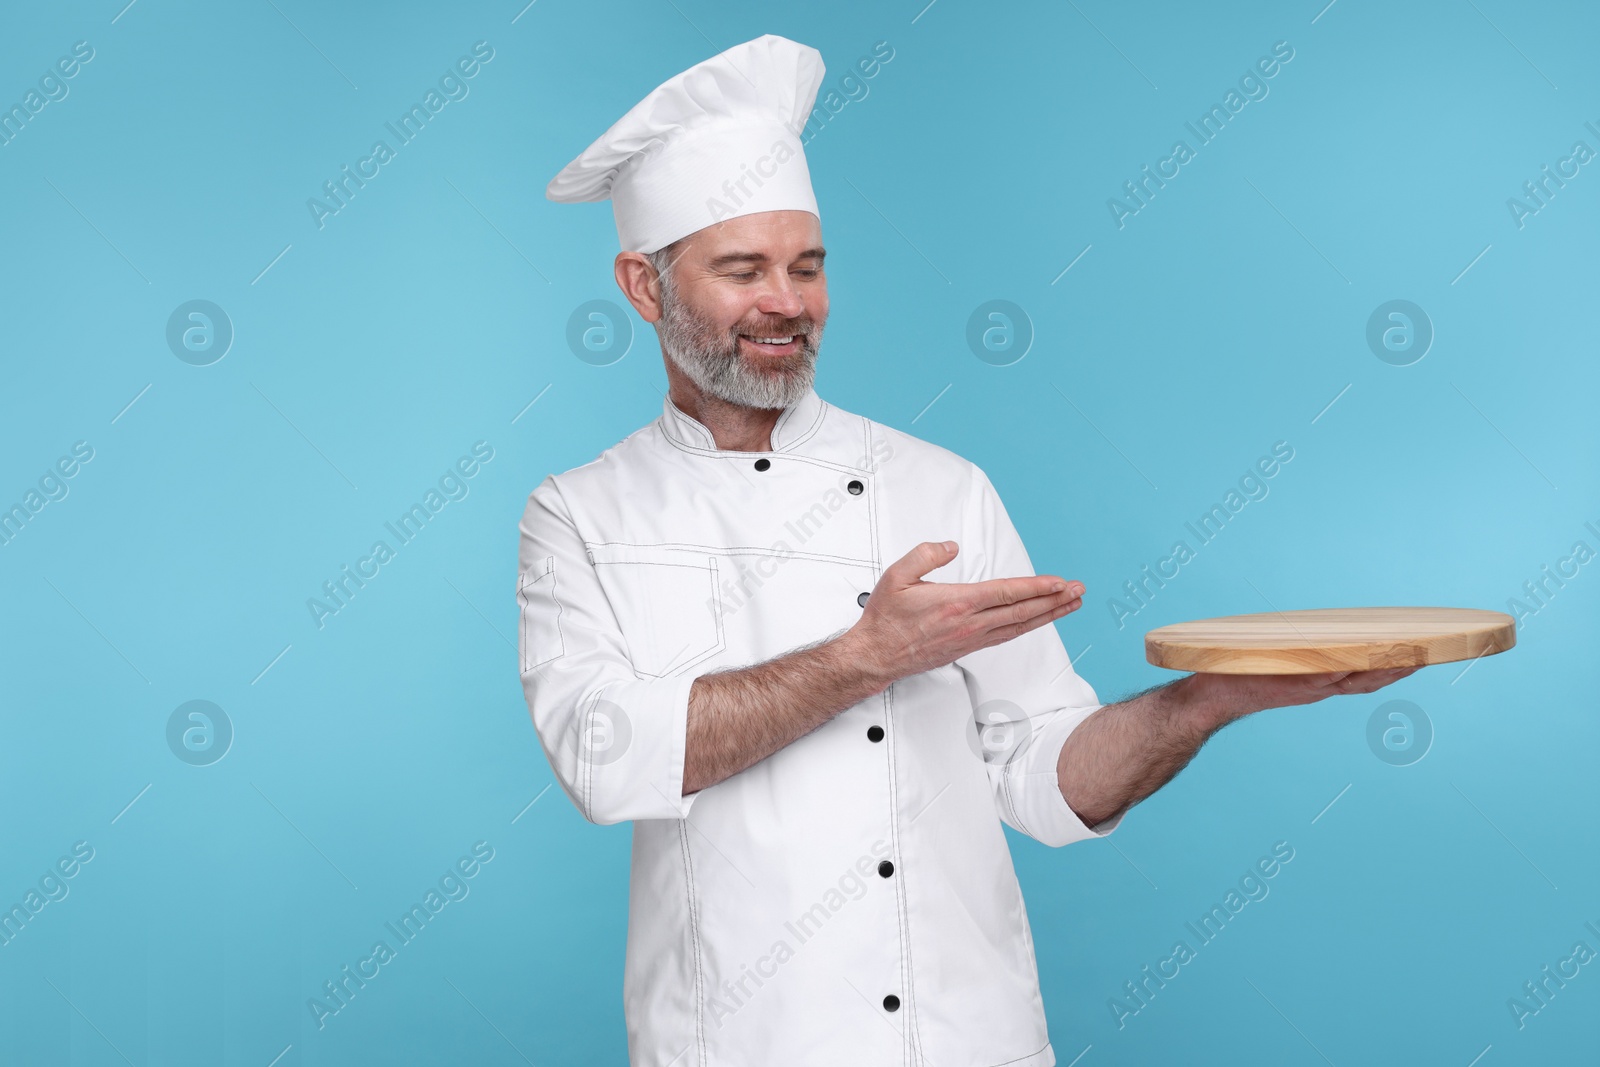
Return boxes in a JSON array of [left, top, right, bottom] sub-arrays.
[[706, 247, 826, 269]]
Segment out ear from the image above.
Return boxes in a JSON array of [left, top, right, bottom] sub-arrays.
[[614, 252, 664, 323]]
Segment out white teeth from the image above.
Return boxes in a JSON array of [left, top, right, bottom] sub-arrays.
[[748, 336, 794, 345]]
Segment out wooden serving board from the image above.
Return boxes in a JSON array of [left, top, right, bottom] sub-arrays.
[[1144, 607, 1516, 674]]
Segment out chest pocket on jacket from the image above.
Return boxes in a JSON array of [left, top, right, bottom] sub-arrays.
[[587, 544, 726, 678]]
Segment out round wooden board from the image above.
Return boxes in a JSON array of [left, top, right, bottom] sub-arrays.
[[1144, 607, 1516, 675]]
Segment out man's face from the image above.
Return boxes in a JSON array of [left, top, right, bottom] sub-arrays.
[[654, 210, 828, 410]]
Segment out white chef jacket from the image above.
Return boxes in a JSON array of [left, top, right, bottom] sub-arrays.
[[517, 384, 1124, 1067]]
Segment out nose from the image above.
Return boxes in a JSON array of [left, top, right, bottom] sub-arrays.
[[754, 274, 805, 320]]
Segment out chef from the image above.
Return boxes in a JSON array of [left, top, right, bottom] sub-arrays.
[[519, 33, 1417, 1067]]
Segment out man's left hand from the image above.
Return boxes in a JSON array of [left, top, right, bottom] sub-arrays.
[[1057, 664, 1424, 826], [1182, 665, 1423, 731]]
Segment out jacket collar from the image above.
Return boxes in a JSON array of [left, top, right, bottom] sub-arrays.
[[659, 383, 826, 454]]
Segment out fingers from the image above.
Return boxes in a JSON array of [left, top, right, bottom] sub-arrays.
[[1353, 665, 1422, 688], [967, 574, 1084, 610], [1350, 666, 1420, 682], [1325, 665, 1421, 694], [881, 541, 959, 588], [880, 543, 1085, 614], [971, 586, 1083, 636]]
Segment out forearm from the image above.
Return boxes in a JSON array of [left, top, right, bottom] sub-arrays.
[[683, 630, 890, 796], [1055, 673, 1249, 827]]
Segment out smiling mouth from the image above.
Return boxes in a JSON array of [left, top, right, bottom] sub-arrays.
[[739, 334, 801, 356]]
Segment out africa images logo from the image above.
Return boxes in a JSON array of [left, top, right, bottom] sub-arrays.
[[307, 442, 494, 630], [1106, 40, 1295, 229], [306, 42, 495, 230]]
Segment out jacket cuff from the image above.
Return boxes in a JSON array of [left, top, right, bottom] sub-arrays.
[[586, 670, 702, 822], [663, 671, 701, 818], [1015, 705, 1126, 847]]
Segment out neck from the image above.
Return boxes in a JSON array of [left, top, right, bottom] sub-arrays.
[[664, 354, 784, 452]]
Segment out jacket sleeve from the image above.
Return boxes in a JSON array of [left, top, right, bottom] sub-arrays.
[[953, 466, 1126, 847], [517, 475, 700, 824]]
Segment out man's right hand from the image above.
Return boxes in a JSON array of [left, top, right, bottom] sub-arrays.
[[684, 541, 1081, 795], [845, 541, 1084, 689]]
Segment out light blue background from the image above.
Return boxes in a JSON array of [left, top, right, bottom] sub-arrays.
[[1, 1, 1595, 1064]]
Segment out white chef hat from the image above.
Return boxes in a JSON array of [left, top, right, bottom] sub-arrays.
[[546, 34, 826, 255]]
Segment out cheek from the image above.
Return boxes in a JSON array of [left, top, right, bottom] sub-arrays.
[[809, 288, 829, 322], [687, 289, 744, 333]]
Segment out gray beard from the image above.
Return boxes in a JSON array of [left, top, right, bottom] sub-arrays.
[[655, 286, 822, 410]]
